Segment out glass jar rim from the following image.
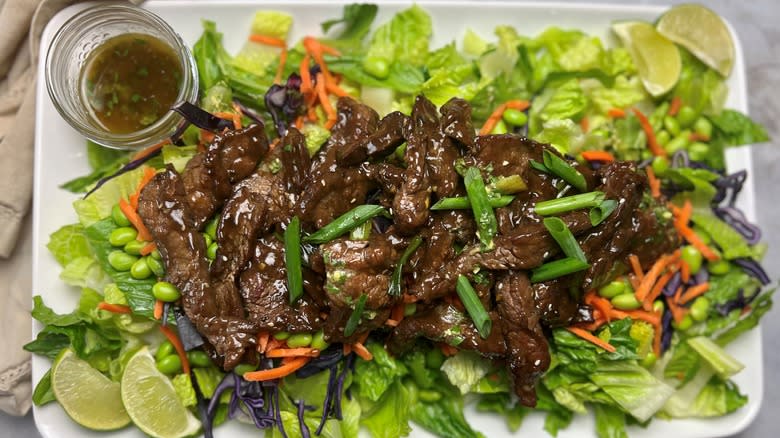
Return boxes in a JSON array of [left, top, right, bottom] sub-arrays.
[[45, 3, 198, 150]]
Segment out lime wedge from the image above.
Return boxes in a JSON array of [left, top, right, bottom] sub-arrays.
[[50, 348, 131, 430], [121, 347, 201, 438], [656, 4, 735, 77], [612, 21, 681, 97]]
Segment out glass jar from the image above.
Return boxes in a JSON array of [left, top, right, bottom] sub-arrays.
[[45, 3, 198, 150]]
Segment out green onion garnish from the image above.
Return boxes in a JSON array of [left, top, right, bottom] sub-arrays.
[[455, 275, 492, 339], [349, 220, 372, 241], [343, 294, 368, 337], [388, 236, 423, 296], [303, 205, 388, 244], [542, 149, 587, 192], [543, 217, 587, 263], [589, 199, 618, 226], [464, 167, 498, 250], [530, 257, 590, 283], [430, 195, 515, 210], [493, 174, 527, 194], [284, 216, 303, 304], [530, 159, 550, 173], [534, 191, 605, 216]]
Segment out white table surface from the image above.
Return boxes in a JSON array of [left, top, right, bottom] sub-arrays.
[[5, 0, 778, 437]]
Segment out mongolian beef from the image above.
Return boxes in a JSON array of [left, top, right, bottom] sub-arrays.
[[138, 95, 677, 407]]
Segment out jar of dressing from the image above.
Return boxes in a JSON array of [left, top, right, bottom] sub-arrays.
[[45, 3, 198, 150]]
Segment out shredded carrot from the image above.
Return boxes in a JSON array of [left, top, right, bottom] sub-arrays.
[[439, 343, 459, 356], [326, 81, 350, 97], [300, 55, 313, 94], [581, 150, 614, 162], [140, 242, 157, 256], [153, 300, 164, 320], [673, 285, 684, 304], [129, 167, 158, 210], [213, 112, 240, 130], [118, 198, 152, 241], [674, 200, 693, 228], [265, 337, 284, 353], [689, 132, 710, 142], [585, 292, 614, 323], [266, 347, 321, 358], [580, 116, 589, 133], [635, 253, 677, 302], [577, 318, 606, 331], [200, 129, 215, 145], [317, 41, 341, 57], [390, 303, 405, 325], [566, 327, 617, 353], [668, 96, 682, 116], [352, 342, 373, 361], [479, 103, 507, 135], [629, 274, 642, 292], [257, 331, 271, 353], [607, 108, 626, 118], [646, 166, 662, 198], [248, 34, 286, 47], [504, 100, 530, 111], [672, 203, 719, 261], [643, 271, 673, 310], [243, 357, 310, 381], [274, 47, 288, 85], [130, 139, 171, 161], [667, 294, 687, 324], [303, 37, 335, 85], [679, 282, 710, 305], [609, 309, 661, 326], [680, 260, 691, 283], [159, 325, 191, 374], [294, 116, 304, 130], [632, 108, 666, 157], [343, 343, 353, 355], [652, 317, 662, 357], [385, 319, 399, 327], [97, 302, 132, 314], [629, 254, 644, 281], [315, 72, 336, 127]]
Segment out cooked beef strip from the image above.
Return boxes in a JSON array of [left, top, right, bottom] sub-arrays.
[[533, 277, 593, 327], [238, 236, 324, 332], [393, 95, 436, 234], [180, 124, 269, 229], [495, 271, 550, 407], [359, 162, 405, 195], [386, 304, 506, 357], [439, 97, 476, 151], [138, 167, 257, 369], [322, 305, 391, 345], [338, 111, 408, 166]]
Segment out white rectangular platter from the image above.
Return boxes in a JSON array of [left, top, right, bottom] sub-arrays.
[[33, 1, 760, 437]]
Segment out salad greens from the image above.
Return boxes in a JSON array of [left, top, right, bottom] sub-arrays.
[[31, 3, 774, 438]]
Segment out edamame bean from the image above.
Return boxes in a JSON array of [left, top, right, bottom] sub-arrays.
[[124, 239, 146, 256], [491, 119, 508, 135], [152, 281, 181, 302], [655, 130, 671, 147], [150, 249, 162, 260], [688, 142, 710, 162], [693, 117, 713, 138], [147, 256, 165, 277], [234, 364, 257, 375], [207, 242, 218, 260], [109, 227, 138, 247], [680, 245, 703, 274], [651, 156, 670, 176], [425, 348, 445, 369], [690, 297, 711, 322], [311, 330, 329, 351], [611, 293, 641, 310], [187, 350, 211, 368], [287, 333, 313, 348], [502, 108, 528, 127], [674, 314, 694, 331], [273, 331, 291, 341], [708, 259, 731, 275], [418, 389, 442, 402], [112, 204, 131, 227], [364, 58, 389, 79], [665, 134, 689, 154], [156, 341, 175, 361], [692, 227, 712, 245], [203, 233, 212, 247], [205, 218, 218, 239], [130, 257, 152, 280], [676, 106, 697, 128], [598, 280, 627, 299], [653, 300, 665, 314], [663, 116, 681, 136], [156, 354, 182, 374], [108, 250, 138, 271], [640, 352, 657, 368]]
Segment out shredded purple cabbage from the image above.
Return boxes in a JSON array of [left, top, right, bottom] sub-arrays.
[[83, 149, 163, 198], [315, 367, 338, 435], [170, 120, 191, 145], [733, 258, 771, 285], [274, 385, 287, 438], [264, 73, 305, 137], [663, 271, 682, 297], [173, 308, 204, 351], [671, 149, 690, 169], [231, 99, 265, 126], [712, 206, 762, 244], [690, 268, 709, 286], [661, 309, 674, 353], [172, 101, 235, 132], [712, 169, 747, 207], [297, 400, 311, 438], [296, 346, 344, 378], [161, 302, 171, 326]]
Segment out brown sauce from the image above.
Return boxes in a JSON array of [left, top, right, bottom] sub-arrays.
[[81, 33, 182, 134]]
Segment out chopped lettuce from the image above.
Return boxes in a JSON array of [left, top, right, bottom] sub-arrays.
[[673, 49, 727, 116], [72, 167, 147, 227], [360, 380, 412, 438], [589, 360, 675, 422], [162, 145, 198, 173], [462, 29, 489, 57], [709, 109, 770, 147], [686, 336, 745, 379], [362, 5, 432, 78], [321, 4, 378, 53], [593, 402, 628, 438], [441, 351, 492, 394], [192, 366, 226, 399], [410, 383, 484, 438], [172, 374, 198, 408], [250, 11, 292, 39], [535, 119, 585, 154], [353, 342, 408, 402], [476, 392, 528, 432], [587, 75, 646, 115]]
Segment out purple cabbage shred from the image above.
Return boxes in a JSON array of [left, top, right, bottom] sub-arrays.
[[712, 170, 747, 207], [172, 101, 235, 132], [663, 271, 682, 297], [661, 309, 674, 353], [297, 399, 311, 438], [712, 206, 762, 244], [733, 258, 771, 285], [264, 73, 305, 137]]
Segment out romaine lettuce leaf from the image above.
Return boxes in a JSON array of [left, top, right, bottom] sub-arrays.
[[440, 350, 492, 394], [594, 402, 628, 438], [250, 11, 292, 39], [362, 5, 432, 78], [360, 380, 412, 438], [72, 167, 147, 227], [410, 383, 484, 438], [587, 76, 646, 115], [47, 224, 93, 266], [589, 360, 675, 422], [162, 145, 198, 173], [476, 392, 528, 432], [353, 342, 408, 402], [709, 109, 770, 147], [172, 373, 197, 407], [673, 49, 727, 116], [59, 256, 108, 291], [691, 212, 753, 260], [686, 336, 744, 379]]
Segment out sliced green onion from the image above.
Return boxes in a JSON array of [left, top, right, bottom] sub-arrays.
[[464, 167, 497, 250], [589, 199, 618, 226], [455, 275, 492, 339], [303, 205, 388, 244], [542, 149, 587, 192], [534, 191, 605, 216], [530, 257, 590, 283], [388, 236, 423, 296], [284, 216, 303, 305], [349, 220, 372, 241], [543, 217, 587, 263], [430, 195, 515, 210], [493, 174, 527, 194], [343, 294, 368, 337], [530, 159, 550, 173]]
